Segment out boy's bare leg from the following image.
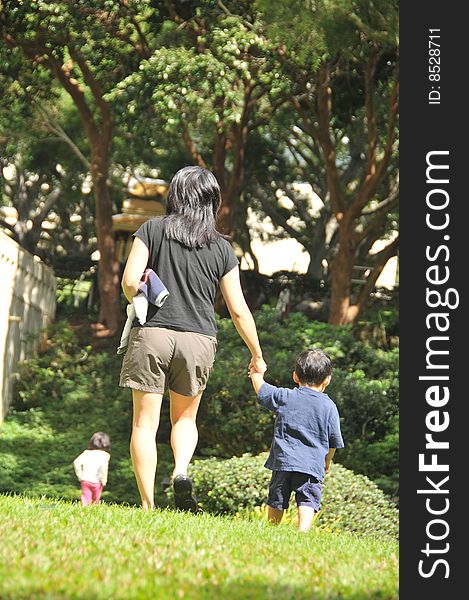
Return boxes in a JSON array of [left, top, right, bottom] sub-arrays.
[[267, 506, 284, 525], [298, 506, 317, 532]]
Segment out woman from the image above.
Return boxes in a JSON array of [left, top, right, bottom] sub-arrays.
[[119, 166, 266, 511]]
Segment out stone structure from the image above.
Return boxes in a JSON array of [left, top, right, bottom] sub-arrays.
[[113, 177, 167, 263]]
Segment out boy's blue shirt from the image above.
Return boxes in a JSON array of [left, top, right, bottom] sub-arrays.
[[257, 382, 344, 482]]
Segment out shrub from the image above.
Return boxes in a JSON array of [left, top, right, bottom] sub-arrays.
[[165, 452, 398, 538], [358, 286, 399, 345], [339, 415, 399, 500], [5, 321, 152, 506], [6, 311, 399, 504], [201, 307, 399, 452], [199, 306, 398, 495]]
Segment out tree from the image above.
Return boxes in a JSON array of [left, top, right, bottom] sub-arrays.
[[109, 1, 292, 253], [1, 1, 163, 333], [256, 0, 399, 324], [0, 74, 97, 262]]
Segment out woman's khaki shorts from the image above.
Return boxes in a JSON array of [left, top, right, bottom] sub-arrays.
[[119, 327, 217, 397]]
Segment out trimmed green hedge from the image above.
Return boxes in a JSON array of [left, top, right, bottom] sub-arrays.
[[199, 306, 399, 496], [165, 452, 398, 539], [5, 309, 399, 502]]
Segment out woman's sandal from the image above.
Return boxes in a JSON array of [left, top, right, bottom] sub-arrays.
[[172, 475, 200, 513]]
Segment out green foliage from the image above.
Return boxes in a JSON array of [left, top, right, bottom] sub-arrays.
[[317, 460, 398, 538], [358, 288, 399, 344], [0, 87, 97, 260], [201, 308, 355, 458], [0, 1, 163, 261], [0, 495, 399, 599], [256, 0, 398, 61], [1, 1, 157, 89], [2, 322, 141, 505], [167, 452, 271, 515], [108, 13, 292, 166], [341, 415, 399, 499], [2, 0, 399, 323], [252, 0, 399, 317], [165, 452, 398, 539], [200, 306, 398, 496], [2, 311, 398, 505]]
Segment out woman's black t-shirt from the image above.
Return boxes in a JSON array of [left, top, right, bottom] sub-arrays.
[[133, 217, 239, 337]]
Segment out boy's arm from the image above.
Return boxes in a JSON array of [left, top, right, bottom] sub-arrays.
[[249, 370, 265, 395], [325, 448, 336, 474], [250, 369, 286, 412]]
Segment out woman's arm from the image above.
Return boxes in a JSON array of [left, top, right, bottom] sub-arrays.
[[121, 237, 149, 302], [219, 266, 266, 374]]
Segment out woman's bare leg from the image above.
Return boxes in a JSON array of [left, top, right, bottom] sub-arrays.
[[169, 390, 203, 479], [130, 389, 163, 510]]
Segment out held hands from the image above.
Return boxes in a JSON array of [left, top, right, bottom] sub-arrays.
[[248, 355, 267, 376], [248, 362, 266, 394], [248, 365, 258, 379]]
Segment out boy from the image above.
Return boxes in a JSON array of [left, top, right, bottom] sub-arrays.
[[249, 348, 344, 532]]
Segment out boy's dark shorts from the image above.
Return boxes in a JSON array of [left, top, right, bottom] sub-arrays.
[[267, 470, 322, 511]]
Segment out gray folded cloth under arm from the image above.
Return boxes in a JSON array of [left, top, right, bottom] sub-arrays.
[[117, 269, 169, 355]]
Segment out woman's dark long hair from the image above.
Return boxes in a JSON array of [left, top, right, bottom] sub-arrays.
[[164, 166, 224, 248]]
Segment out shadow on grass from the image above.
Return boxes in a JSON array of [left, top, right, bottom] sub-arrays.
[[0, 428, 175, 507], [0, 579, 391, 600]]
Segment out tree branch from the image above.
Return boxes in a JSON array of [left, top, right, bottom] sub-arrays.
[[285, 135, 325, 190], [31, 185, 61, 229], [216, 0, 255, 30], [46, 54, 98, 143], [181, 128, 207, 168], [248, 96, 289, 131], [314, 64, 346, 216], [257, 187, 314, 250], [36, 105, 91, 170], [350, 68, 399, 220], [365, 50, 380, 176], [355, 187, 399, 245], [67, 46, 112, 145], [377, 69, 399, 179], [356, 236, 399, 308]]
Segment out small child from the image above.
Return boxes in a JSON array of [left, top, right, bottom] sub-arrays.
[[73, 432, 111, 506], [249, 349, 344, 532]]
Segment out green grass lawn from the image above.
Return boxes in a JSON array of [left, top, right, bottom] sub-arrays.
[[0, 495, 398, 600]]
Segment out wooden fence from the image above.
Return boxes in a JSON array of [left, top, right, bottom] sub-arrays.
[[0, 230, 56, 422]]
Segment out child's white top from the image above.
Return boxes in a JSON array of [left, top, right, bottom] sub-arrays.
[[73, 449, 110, 485]]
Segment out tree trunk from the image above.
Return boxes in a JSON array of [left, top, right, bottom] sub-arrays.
[[306, 255, 324, 280], [328, 224, 357, 325], [216, 194, 234, 236], [305, 226, 327, 280], [90, 148, 122, 334]]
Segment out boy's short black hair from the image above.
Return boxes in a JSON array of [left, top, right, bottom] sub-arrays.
[[295, 349, 332, 386], [88, 432, 111, 452]]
